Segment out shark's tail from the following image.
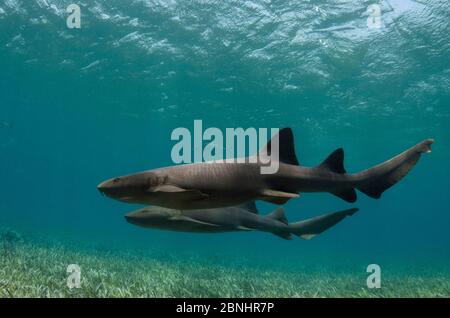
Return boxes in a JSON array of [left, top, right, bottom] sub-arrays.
[[288, 208, 359, 240], [316, 139, 434, 202], [353, 139, 434, 199], [259, 128, 433, 202], [265, 207, 358, 240]]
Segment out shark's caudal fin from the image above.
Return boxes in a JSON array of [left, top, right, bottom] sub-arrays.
[[265, 207, 292, 240], [317, 148, 357, 203], [355, 139, 434, 199], [289, 208, 359, 240], [259, 127, 299, 165]]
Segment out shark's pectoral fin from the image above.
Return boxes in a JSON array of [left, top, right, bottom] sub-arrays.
[[169, 215, 220, 227], [152, 185, 208, 200], [259, 189, 299, 205]]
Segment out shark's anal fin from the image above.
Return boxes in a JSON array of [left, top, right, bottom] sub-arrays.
[[330, 188, 357, 203], [273, 232, 293, 240], [152, 185, 208, 200], [259, 189, 299, 205]]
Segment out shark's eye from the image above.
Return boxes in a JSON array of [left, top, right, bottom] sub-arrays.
[[113, 177, 121, 183]]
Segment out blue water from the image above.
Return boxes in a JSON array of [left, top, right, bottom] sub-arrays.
[[0, 0, 449, 270]]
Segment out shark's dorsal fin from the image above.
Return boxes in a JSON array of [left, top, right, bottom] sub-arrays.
[[265, 207, 289, 225], [317, 148, 357, 202], [259, 128, 299, 166], [318, 148, 346, 174], [237, 201, 259, 214]]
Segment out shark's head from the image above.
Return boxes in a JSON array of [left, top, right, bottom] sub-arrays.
[[97, 171, 166, 204], [124, 207, 175, 228]]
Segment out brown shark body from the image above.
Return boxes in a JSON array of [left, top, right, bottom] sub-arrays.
[[98, 128, 433, 209], [125, 202, 359, 240]]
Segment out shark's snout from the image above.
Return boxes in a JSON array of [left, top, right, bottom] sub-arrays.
[[97, 179, 119, 197], [97, 185, 106, 196], [97, 181, 109, 193], [124, 212, 146, 227], [124, 213, 134, 223]]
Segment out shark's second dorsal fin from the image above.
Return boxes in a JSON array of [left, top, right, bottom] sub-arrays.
[[317, 148, 357, 202], [318, 148, 346, 174], [237, 201, 259, 214], [259, 128, 299, 166]]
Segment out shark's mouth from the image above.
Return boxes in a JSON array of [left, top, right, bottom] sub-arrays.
[[118, 196, 135, 202]]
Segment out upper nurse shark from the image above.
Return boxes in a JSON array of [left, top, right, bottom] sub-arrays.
[[98, 128, 433, 209]]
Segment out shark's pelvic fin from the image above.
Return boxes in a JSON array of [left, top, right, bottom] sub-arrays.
[[259, 189, 299, 205]]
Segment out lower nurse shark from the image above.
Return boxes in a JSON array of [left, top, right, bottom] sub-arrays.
[[125, 202, 359, 240], [98, 128, 433, 210]]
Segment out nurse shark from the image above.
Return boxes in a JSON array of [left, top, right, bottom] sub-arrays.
[[125, 202, 359, 240], [98, 128, 433, 210]]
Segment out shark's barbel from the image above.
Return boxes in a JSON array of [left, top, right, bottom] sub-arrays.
[[98, 128, 433, 209], [125, 203, 359, 240]]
